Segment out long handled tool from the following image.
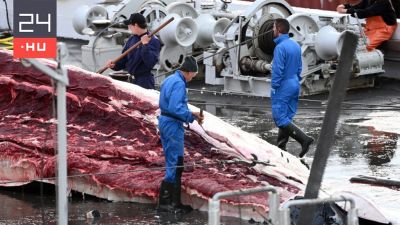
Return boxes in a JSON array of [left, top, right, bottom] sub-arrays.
[[198, 108, 207, 132], [96, 17, 174, 74]]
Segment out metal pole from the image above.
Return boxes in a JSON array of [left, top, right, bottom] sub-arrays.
[[208, 186, 279, 225], [235, 16, 243, 76], [297, 31, 358, 225], [56, 79, 68, 225], [56, 43, 69, 225]]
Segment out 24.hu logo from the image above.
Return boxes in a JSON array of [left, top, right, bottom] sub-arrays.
[[13, 0, 57, 58]]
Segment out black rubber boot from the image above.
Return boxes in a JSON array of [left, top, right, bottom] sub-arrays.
[[277, 128, 289, 151], [173, 157, 193, 213], [157, 180, 175, 212], [283, 122, 314, 158]]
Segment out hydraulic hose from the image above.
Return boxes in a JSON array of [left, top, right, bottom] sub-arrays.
[[0, 35, 13, 50]]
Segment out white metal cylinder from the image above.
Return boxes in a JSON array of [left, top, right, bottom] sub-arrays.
[[195, 14, 217, 47], [281, 208, 291, 225], [268, 192, 280, 224], [348, 208, 359, 225], [214, 18, 230, 48], [315, 25, 345, 60], [159, 14, 198, 47], [72, 5, 108, 34], [355, 50, 384, 74], [208, 200, 221, 225]]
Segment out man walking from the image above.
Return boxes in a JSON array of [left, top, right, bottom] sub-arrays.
[[271, 18, 314, 158]]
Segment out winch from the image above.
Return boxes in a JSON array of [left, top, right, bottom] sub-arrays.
[[68, 0, 398, 96]]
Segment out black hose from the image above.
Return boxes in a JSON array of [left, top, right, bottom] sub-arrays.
[[2, 0, 11, 31]]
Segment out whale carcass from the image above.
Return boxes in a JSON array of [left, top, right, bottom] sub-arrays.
[[0, 50, 309, 221]]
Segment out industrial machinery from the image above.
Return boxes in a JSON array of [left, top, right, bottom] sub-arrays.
[[71, 0, 398, 96]]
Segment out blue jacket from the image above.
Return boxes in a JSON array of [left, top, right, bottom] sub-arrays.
[[271, 34, 302, 91], [271, 34, 302, 127], [159, 70, 195, 125], [113, 33, 161, 88]]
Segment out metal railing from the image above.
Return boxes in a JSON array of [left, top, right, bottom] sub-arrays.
[[280, 195, 358, 225], [208, 188, 359, 225], [208, 186, 280, 225]]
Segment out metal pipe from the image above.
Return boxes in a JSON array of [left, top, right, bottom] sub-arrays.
[[235, 16, 243, 76], [211, 12, 237, 19], [56, 75, 68, 225], [208, 186, 279, 225], [280, 195, 358, 225], [56, 43, 69, 225]]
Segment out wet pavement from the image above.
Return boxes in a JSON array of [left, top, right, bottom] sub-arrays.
[[0, 185, 251, 225]]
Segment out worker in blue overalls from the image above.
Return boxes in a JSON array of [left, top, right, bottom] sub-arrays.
[[271, 18, 314, 158], [107, 13, 161, 89], [157, 56, 204, 213]]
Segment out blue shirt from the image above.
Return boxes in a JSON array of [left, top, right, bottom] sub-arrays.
[[159, 70, 195, 124], [113, 33, 161, 76], [271, 34, 302, 90]]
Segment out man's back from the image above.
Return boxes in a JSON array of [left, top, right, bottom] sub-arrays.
[[159, 72, 184, 110], [272, 34, 302, 90]]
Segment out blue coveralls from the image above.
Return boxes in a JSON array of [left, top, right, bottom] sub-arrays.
[[158, 70, 195, 183], [113, 33, 161, 89], [271, 34, 302, 128]]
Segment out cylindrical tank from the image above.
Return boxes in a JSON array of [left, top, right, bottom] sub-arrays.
[[315, 25, 346, 60], [354, 50, 384, 75], [159, 14, 199, 47]]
